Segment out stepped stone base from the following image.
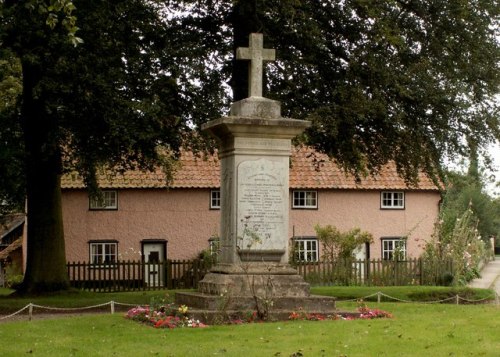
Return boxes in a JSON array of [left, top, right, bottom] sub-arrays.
[[175, 265, 337, 322], [176, 291, 336, 312]]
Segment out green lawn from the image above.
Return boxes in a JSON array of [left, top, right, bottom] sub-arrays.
[[0, 289, 178, 314], [0, 285, 494, 315], [1, 302, 499, 356], [0, 286, 498, 356]]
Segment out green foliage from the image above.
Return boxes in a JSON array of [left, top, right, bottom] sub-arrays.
[[443, 170, 500, 242], [196, 248, 218, 270], [3, 262, 24, 289], [422, 207, 487, 286], [0, 49, 24, 214], [314, 224, 373, 261], [1, 0, 498, 292], [0, 1, 200, 292], [311, 285, 495, 303], [168, 0, 499, 184]]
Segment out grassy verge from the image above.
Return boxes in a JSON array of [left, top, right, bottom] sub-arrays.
[[311, 285, 495, 302], [1, 302, 499, 356], [0, 289, 175, 314], [0, 286, 494, 315]]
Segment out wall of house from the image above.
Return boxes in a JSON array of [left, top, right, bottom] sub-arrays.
[[62, 189, 220, 262], [289, 189, 441, 259], [62, 188, 440, 262]]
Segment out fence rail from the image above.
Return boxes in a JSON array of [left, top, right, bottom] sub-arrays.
[[67, 257, 453, 292], [66, 259, 211, 292], [293, 258, 454, 286]]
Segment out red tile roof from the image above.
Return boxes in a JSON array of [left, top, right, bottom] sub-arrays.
[[61, 147, 439, 191]]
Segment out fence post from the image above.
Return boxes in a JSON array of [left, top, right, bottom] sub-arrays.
[[419, 258, 424, 285], [166, 260, 172, 289], [365, 258, 370, 285], [111, 301, 115, 314], [28, 303, 33, 321], [377, 291, 381, 304], [456, 295, 459, 305]]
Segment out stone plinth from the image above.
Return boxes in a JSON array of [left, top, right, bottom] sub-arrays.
[[175, 292, 336, 322]]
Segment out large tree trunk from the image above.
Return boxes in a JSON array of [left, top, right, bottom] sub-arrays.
[[19, 59, 69, 294]]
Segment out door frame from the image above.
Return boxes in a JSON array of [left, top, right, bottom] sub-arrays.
[[140, 239, 167, 287]]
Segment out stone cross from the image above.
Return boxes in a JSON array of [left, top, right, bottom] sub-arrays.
[[236, 33, 276, 98]]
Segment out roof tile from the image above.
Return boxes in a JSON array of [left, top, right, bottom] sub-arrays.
[[61, 147, 438, 191]]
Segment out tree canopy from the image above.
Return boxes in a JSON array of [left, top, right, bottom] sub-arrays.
[[0, 0, 498, 292], [1, 0, 196, 292], [167, 0, 499, 183]]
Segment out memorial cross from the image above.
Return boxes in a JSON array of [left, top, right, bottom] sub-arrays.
[[236, 33, 276, 98]]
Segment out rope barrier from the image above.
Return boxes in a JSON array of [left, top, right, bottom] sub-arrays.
[[30, 301, 112, 311], [0, 291, 498, 322], [0, 304, 30, 320]]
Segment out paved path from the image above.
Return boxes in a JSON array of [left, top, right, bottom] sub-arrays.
[[468, 257, 500, 296]]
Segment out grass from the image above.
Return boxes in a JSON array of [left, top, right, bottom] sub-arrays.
[[0, 285, 494, 315], [0, 302, 499, 356], [311, 285, 496, 302], [0, 289, 178, 314]]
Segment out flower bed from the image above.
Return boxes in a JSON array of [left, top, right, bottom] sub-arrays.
[[125, 299, 392, 329], [126, 304, 208, 329]]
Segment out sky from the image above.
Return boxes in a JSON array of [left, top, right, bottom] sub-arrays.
[[447, 142, 500, 197]]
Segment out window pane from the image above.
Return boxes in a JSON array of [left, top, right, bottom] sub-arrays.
[[382, 238, 406, 260], [293, 191, 317, 208], [211, 190, 221, 208], [90, 242, 117, 265], [294, 238, 319, 262]]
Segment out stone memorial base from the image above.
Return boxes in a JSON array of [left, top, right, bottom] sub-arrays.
[[175, 263, 337, 322]]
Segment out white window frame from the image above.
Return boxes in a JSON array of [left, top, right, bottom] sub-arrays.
[[210, 189, 221, 209], [90, 190, 118, 210], [292, 190, 318, 209], [89, 241, 118, 265], [381, 191, 405, 209], [293, 237, 319, 262], [381, 238, 407, 261]]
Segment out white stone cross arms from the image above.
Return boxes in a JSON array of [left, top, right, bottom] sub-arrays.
[[236, 33, 276, 98]]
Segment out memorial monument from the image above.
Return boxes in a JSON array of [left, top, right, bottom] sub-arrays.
[[176, 33, 336, 318]]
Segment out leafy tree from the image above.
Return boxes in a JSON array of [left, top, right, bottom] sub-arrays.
[[1, 0, 498, 292], [167, 0, 499, 183], [0, 1, 193, 293], [443, 142, 500, 242], [422, 207, 486, 285], [0, 49, 23, 215], [314, 224, 373, 262]]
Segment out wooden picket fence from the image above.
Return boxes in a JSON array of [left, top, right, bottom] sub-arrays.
[[66, 259, 212, 292], [294, 258, 454, 286], [67, 257, 453, 292]]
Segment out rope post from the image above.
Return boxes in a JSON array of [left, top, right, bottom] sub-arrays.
[[455, 295, 459, 305], [111, 301, 115, 314], [377, 291, 381, 304], [28, 303, 33, 321]]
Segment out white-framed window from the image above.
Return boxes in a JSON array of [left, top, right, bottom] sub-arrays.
[[210, 189, 221, 209], [381, 191, 405, 209], [381, 238, 407, 260], [293, 237, 319, 262], [90, 190, 118, 210], [292, 190, 318, 209], [89, 241, 118, 265]]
